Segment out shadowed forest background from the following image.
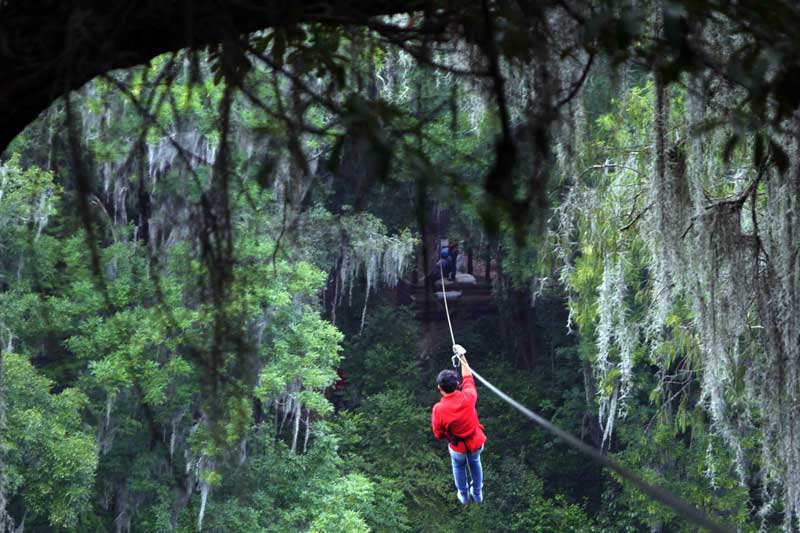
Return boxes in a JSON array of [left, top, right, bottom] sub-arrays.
[[3, 1, 800, 531]]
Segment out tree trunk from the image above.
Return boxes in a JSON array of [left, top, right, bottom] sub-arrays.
[[484, 244, 492, 283], [290, 401, 301, 453], [523, 294, 536, 369], [495, 243, 511, 351]]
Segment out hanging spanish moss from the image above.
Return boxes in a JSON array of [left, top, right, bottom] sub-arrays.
[[554, 41, 800, 526], [329, 214, 415, 331]]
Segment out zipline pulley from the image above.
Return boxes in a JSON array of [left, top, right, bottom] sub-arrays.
[[451, 343, 466, 368]]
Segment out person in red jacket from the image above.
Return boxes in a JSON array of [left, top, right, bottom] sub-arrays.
[[432, 345, 486, 504]]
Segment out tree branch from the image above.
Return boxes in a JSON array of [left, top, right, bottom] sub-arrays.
[[0, 0, 425, 153]]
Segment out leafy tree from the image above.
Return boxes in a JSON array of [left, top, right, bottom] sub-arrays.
[[3, 353, 96, 529]]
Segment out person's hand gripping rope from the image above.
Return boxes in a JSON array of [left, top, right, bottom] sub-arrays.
[[452, 343, 467, 369]]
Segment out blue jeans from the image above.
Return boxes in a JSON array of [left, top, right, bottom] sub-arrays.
[[449, 446, 483, 503]]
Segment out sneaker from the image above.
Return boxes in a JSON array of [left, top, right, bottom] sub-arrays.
[[469, 486, 483, 504], [457, 491, 469, 505]]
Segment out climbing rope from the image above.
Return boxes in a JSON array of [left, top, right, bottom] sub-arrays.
[[436, 259, 730, 533], [438, 261, 459, 367]]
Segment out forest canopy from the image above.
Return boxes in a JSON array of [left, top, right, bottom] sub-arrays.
[[3, 0, 800, 531]]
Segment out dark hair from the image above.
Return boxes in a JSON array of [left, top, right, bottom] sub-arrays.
[[437, 370, 460, 393]]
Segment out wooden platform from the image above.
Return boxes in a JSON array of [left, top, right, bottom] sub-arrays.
[[407, 280, 497, 321]]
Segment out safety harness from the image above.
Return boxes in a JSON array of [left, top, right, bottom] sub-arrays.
[[447, 428, 474, 455]]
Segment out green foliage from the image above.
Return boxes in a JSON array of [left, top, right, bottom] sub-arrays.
[[255, 311, 342, 414], [174, 427, 409, 533], [0, 154, 414, 531], [604, 420, 752, 532], [341, 305, 421, 396], [3, 353, 97, 529]]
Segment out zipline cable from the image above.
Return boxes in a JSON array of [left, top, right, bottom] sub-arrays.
[[436, 259, 730, 533], [439, 259, 457, 348]]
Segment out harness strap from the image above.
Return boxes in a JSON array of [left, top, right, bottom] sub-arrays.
[[446, 428, 474, 455]]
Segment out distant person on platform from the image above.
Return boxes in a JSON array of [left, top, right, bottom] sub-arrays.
[[447, 242, 459, 281], [431, 248, 453, 282], [432, 345, 486, 504]]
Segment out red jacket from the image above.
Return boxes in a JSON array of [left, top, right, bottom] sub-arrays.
[[431, 374, 487, 453]]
